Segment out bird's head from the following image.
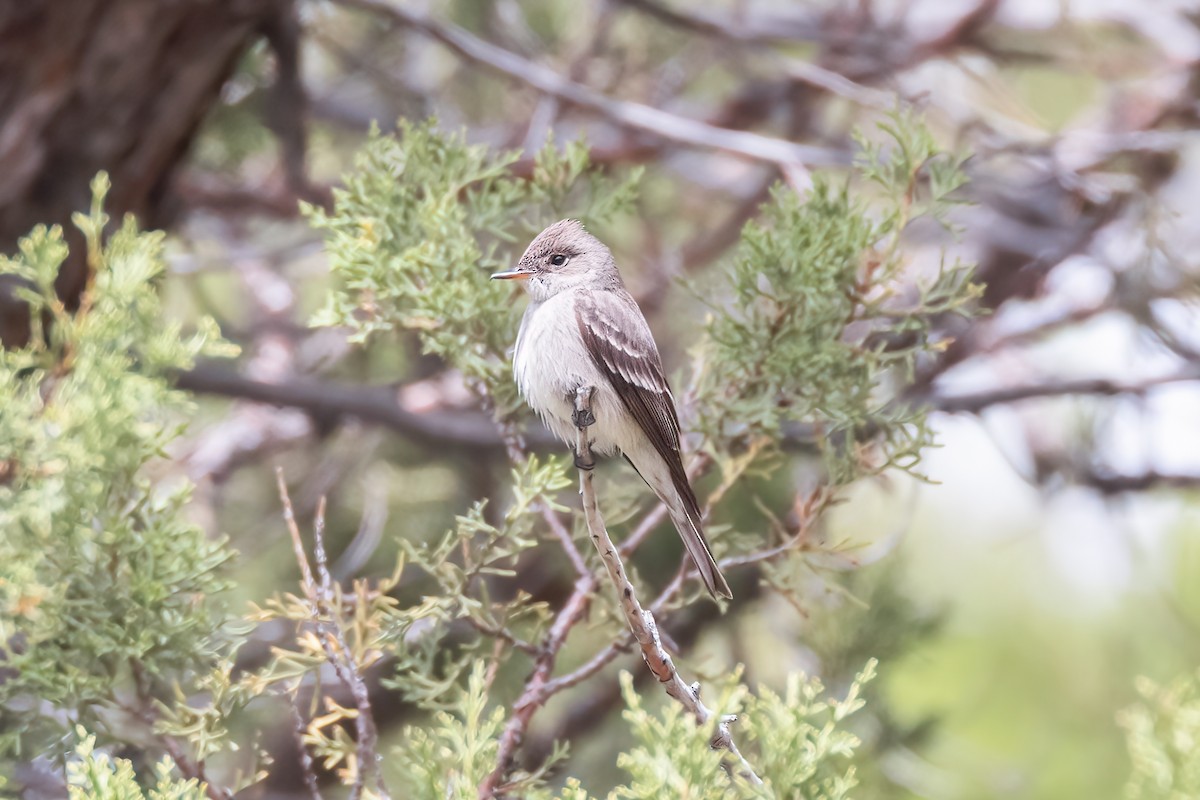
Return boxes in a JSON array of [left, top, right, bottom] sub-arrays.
[[491, 219, 622, 301]]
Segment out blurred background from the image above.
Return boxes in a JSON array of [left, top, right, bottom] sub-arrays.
[[4, 0, 1200, 797]]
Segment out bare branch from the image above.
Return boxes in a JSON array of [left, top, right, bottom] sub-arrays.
[[615, 0, 823, 45], [678, 174, 776, 274], [783, 60, 896, 109], [276, 468, 319, 599], [568, 386, 763, 784], [175, 172, 333, 217], [544, 487, 831, 701], [541, 504, 591, 578], [177, 363, 551, 452], [1077, 469, 1200, 496], [478, 573, 596, 798], [275, 471, 391, 800], [620, 0, 894, 109], [931, 366, 1200, 414], [261, 0, 315, 201], [286, 702, 325, 800], [335, 0, 846, 169], [463, 617, 540, 656]]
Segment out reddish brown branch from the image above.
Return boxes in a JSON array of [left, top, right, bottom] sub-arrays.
[[477, 573, 597, 798]]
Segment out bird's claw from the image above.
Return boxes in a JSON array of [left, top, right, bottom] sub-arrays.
[[573, 452, 596, 471], [572, 406, 596, 429]]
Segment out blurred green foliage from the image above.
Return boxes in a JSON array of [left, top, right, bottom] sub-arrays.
[[1121, 670, 1200, 799]]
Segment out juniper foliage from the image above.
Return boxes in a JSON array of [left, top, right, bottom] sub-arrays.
[[66, 730, 208, 800], [697, 112, 979, 484], [0, 175, 235, 760]]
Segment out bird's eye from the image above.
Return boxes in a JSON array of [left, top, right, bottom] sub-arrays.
[[549, 254, 567, 267]]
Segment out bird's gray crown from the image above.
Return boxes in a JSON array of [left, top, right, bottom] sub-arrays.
[[520, 219, 596, 263], [516, 219, 622, 300]]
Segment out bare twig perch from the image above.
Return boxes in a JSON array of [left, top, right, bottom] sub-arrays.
[[572, 386, 763, 785]]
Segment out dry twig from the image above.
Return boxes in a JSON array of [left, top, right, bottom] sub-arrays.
[[275, 469, 391, 800], [542, 486, 830, 700]]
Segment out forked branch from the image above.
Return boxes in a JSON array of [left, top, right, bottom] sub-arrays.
[[276, 469, 390, 800], [571, 385, 763, 786]]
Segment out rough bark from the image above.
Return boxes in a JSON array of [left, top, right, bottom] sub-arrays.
[[0, 0, 281, 343]]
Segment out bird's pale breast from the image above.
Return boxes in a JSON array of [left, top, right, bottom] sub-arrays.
[[514, 291, 628, 455]]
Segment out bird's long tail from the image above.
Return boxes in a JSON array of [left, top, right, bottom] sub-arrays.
[[623, 450, 733, 600], [667, 505, 733, 600]]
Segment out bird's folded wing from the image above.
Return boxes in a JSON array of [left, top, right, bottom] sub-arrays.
[[574, 289, 702, 517]]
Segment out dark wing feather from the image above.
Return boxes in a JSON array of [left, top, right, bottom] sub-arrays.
[[574, 289, 703, 526]]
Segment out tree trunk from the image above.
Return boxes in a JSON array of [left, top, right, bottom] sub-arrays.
[[0, 0, 280, 344]]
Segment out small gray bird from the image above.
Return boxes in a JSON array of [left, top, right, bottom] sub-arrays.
[[491, 219, 732, 599]]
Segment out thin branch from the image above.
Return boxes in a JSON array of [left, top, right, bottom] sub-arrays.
[[523, 581, 761, 768], [783, 60, 896, 109], [1077, 468, 1200, 495], [287, 702, 325, 800], [679, 174, 776, 273], [477, 573, 597, 798], [277, 470, 319, 596], [275, 470, 391, 800], [463, 616, 540, 656], [619, 0, 894, 109], [973, 300, 1113, 355], [176, 362, 554, 452], [517, 0, 615, 153], [931, 366, 1200, 414], [126, 661, 233, 800], [261, 0, 317, 202], [336, 0, 846, 169], [618, 501, 672, 558], [175, 172, 332, 217], [538, 634, 635, 698], [544, 487, 830, 700], [615, 0, 824, 45], [541, 503, 591, 578], [569, 386, 763, 784], [313, 498, 389, 800]]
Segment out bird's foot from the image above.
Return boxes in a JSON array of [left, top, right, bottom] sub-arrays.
[[573, 451, 596, 471], [571, 386, 596, 428], [571, 406, 596, 429]]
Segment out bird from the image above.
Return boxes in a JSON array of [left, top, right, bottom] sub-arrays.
[[491, 219, 732, 599]]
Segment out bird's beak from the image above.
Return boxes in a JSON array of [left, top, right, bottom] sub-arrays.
[[490, 267, 533, 281]]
